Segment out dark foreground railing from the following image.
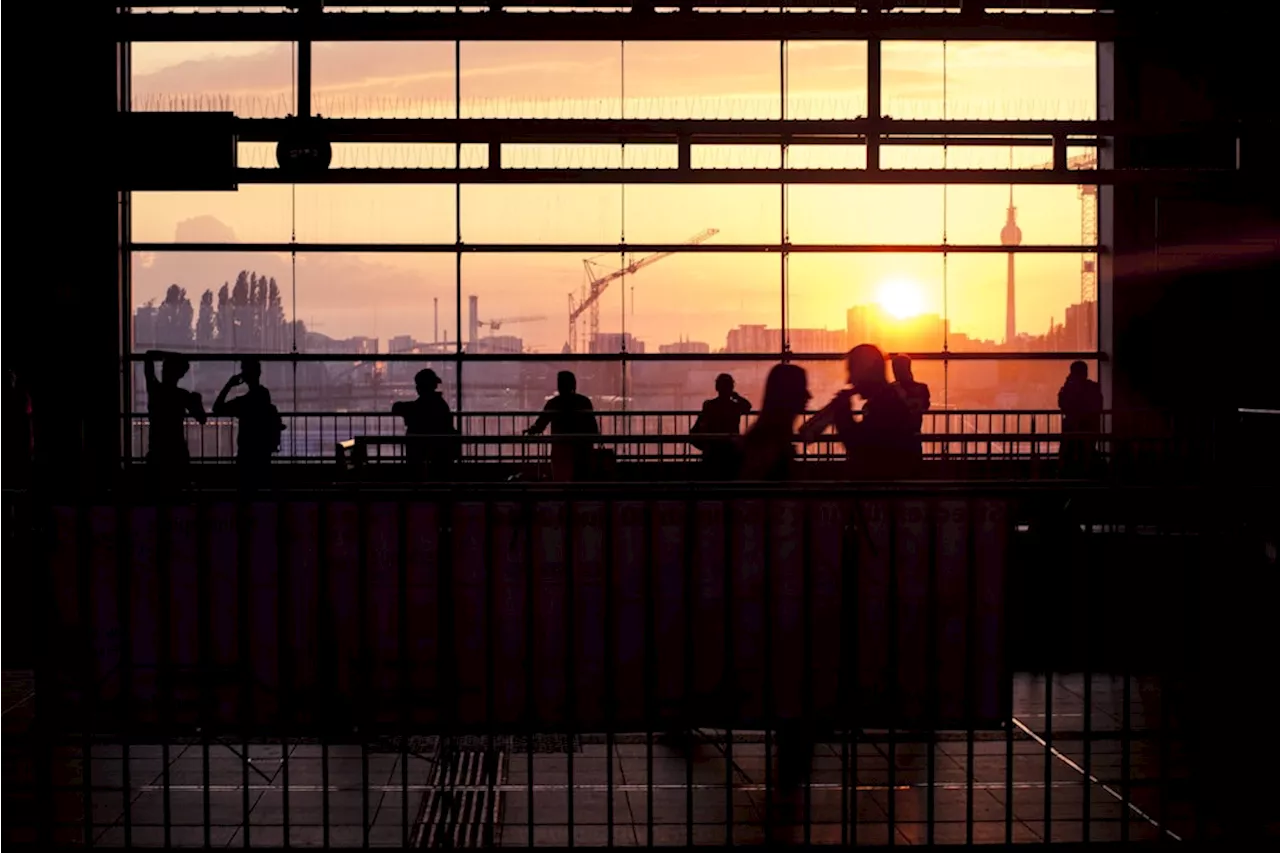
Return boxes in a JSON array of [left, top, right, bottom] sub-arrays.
[[9, 482, 1276, 847]]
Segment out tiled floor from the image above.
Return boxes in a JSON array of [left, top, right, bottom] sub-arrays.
[[8, 673, 1200, 846]]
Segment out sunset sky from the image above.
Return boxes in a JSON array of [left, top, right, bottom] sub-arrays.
[[130, 39, 1097, 352]]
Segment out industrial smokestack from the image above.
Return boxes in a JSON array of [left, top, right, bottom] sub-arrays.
[[468, 295, 479, 346], [434, 297, 439, 344]]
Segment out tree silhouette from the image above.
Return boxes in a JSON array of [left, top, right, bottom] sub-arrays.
[[156, 284, 194, 348], [231, 271, 250, 349], [267, 277, 286, 351], [196, 289, 216, 349], [216, 283, 232, 349]]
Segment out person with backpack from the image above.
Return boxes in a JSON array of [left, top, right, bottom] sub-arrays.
[[213, 358, 285, 490]]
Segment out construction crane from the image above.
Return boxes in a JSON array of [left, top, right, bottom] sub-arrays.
[[1005, 152, 1099, 349], [479, 315, 545, 334], [567, 227, 720, 353]]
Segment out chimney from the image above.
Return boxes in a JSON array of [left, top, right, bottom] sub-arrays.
[[468, 295, 479, 347]]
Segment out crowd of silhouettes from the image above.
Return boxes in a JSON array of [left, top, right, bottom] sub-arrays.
[[133, 348, 1113, 488]]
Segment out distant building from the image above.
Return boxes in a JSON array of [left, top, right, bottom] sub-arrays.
[[470, 335, 524, 355], [388, 334, 415, 353], [725, 325, 843, 354], [847, 305, 947, 354], [590, 332, 645, 354], [659, 340, 711, 354]]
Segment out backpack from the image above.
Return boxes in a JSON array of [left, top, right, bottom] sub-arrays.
[[265, 403, 287, 453]]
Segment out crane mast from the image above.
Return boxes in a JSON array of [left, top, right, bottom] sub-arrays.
[[568, 228, 719, 353]]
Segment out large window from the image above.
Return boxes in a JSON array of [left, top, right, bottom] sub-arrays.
[[126, 32, 1102, 451]]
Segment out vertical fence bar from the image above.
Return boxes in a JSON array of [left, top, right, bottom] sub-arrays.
[[158, 501, 174, 848], [482, 499, 496, 849], [523, 496, 535, 848], [236, 497, 251, 848], [77, 505, 96, 848], [319, 497, 332, 851], [278, 499, 292, 849], [565, 497, 576, 848], [683, 497, 697, 847], [802, 498, 814, 845], [604, 495, 617, 848], [400, 499, 412, 848], [925, 498, 938, 847], [116, 499, 134, 848], [356, 495, 371, 849], [762, 494, 774, 842], [197, 498, 213, 849], [722, 496, 735, 848], [886, 500, 898, 846], [643, 499, 656, 848], [1082, 486, 1094, 841]]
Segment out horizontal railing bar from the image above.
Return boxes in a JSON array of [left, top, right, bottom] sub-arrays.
[[123, 351, 1107, 362], [228, 117, 1254, 142], [342, 432, 1087, 444], [130, 241, 1101, 255], [230, 167, 1241, 186], [126, 408, 1076, 417]]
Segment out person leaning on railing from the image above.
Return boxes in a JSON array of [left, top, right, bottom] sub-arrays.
[[391, 368, 460, 480]]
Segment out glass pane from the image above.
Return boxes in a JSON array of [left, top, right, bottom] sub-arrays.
[[131, 251, 458, 358], [881, 41, 1097, 120], [461, 42, 622, 118], [622, 41, 781, 119], [131, 42, 295, 117], [312, 41, 456, 118]]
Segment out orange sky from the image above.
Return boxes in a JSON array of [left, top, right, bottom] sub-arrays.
[[130, 39, 1097, 351]]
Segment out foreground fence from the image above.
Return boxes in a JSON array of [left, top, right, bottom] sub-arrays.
[[10, 482, 1276, 846], [43, 489, 1008, 735]]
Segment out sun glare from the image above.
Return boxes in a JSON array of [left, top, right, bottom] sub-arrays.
[[877, 278, 924, 320]]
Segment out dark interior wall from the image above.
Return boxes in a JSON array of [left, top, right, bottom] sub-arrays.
[[1106, 9, 1279, 429], [6, 7, 124, 488]]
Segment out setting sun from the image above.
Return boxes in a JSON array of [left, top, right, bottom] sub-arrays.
[[877, 278, 925, 319]]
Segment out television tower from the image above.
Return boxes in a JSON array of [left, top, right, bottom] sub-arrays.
[[1000, 187, 1022, 347]]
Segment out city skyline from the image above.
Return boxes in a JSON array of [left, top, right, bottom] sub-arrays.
[[130, 38, 1099, 349]]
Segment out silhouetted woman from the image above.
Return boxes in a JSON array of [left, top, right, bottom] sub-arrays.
[[144, 351, 208, 490], [800, 343, 916, 479], [739, 363, 810, 481]]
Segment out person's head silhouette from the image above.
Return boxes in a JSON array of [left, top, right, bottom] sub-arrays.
[[761, 363, 810, 418], [161, 354, 191, 386], [891, 354, 914, 384], [557, 371, 577, 395], [846, 344, 888, 387], [1069, 360, 1089, 380], [240, 358, 263, 388], [415, 368, 442, 396], [715, 373, 735, 397]]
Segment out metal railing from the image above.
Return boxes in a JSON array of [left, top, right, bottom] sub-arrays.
[[13, 480, 1265, 846], [127, 408, 1082, 466]]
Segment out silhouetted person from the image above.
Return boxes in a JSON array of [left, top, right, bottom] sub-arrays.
[[800, 344, 916, 479], [213, 358, 284, 490], [524, 371, 599, 482], [392, 368, 459, 479], [1058, 360, 1103, 477], [891, 354, 931, 465], [144, 350, 207, 489], [689, 373, 752, 479], [740, 363, 810, 481], [5, 370, 34, 488]]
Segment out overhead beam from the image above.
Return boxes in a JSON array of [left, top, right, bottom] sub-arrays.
[[130, 242, 1102, 255], [230, 166, 1251, 186], [116, 9, 1119, 42]]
